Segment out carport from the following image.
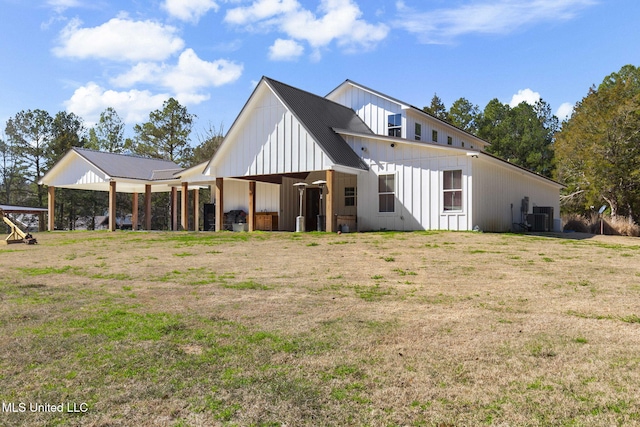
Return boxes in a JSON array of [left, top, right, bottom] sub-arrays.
[[39, 148, 203, 231]]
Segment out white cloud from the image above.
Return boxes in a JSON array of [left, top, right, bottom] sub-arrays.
[[53, 17, 184, 62], [395, 0, 596, 44], [225, 0, 389, 58], [509, 88, 541, 107], [163, 0, 219, 23], [556, 102, 574, 121], [224, 0, 298, 25], [268, 39, 304, 61], [111, 49, 243, 93], [47, 0, 82, 13], [64, 82, 169, 125]]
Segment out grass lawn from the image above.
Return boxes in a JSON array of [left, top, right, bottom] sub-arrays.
[[1, 230, 639, 426]]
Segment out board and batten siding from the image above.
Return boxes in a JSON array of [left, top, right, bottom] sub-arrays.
[[328, 85, 404, 137], [471, 158, 561, 232], [209, 85, 334, 179], [344, 135, 472, 231], [221, 178, 280, 216]]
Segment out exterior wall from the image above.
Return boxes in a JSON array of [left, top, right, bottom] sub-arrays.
[[344, 135, 473, 231], [405, 111, 484, 150], [210, 84, 334, 178], [45, 155, 108, 188], [328, 83, 488, 151], [328, 85, 405, 137], [222, 179, 279, 213], [472, 158, 561, 232]]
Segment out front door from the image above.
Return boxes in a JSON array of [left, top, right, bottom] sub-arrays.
[[305, 188, 320, 231]]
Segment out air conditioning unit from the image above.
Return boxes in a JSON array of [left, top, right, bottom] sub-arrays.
[[527, 213, 549, 232], [533, 207, 554, 231]]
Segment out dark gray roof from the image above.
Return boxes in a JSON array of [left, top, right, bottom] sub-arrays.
[[74, 148, 182, 181], [264, 77, 370, 171]]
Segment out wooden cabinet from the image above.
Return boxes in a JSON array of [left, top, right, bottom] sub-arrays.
[[255, 212, 279, 231]]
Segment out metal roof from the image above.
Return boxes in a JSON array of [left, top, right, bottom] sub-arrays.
[[0, 205, 48, 213], [264, 77, 370, 171], [74, 148, 181, 181]]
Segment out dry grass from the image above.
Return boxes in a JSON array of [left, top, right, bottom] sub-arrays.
[[1, 230, 640, 426], [563, 213, 640, 236]]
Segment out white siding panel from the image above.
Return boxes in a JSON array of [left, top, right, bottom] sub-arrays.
[[472, 158, 561, 232], [210, 86, 334, 178]]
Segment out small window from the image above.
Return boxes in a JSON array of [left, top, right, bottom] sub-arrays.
[[432, 130, 438, 142], [461, 141, 465, 148], [388, 114, 401, 137], [378, 174, 395, 213], [415, 123, 422, 140], [443, 170, 462, 211], [345, 187, 356, 207], [447, 136, 452, 145]]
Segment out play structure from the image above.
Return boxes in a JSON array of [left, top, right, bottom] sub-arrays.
[[1, 208, 37, 245]]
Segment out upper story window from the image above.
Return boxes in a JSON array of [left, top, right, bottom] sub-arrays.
[[388, 114, 402, 137], [415, 123, 422, 141], [447, 136, 453, 145], [432, 130, 438, 142]]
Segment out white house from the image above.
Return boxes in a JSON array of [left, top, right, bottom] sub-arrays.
[[204, 77, 563, 233]]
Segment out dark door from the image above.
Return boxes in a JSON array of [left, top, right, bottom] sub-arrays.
[[305, 188, 320, 231]]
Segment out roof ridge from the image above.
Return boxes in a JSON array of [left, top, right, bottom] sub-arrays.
[[74, 147, 180, 164], [264, 76, 360, 114]]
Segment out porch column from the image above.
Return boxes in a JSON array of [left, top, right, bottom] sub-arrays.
[[326, 170, 335, 232], [181, 182, 189, 231], [248, 181, 256, 232], [171, 187, 178, 231], [47, 186, 55, 231], [108, 181, 116, 231], [132, 192, 139, 231], [144, 185, 152, 230], [193, 189, 199, 231], [215, 178, 224, 232]]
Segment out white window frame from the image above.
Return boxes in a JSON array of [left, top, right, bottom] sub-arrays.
[[378, 173, 396, 213], [442, 169, 463, 212], [388, 114, 402, 137]]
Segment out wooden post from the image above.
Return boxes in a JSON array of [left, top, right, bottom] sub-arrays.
[[181, 182, 189, 231], [325, 170, 335, 232], [171, 187, 178, 231], [144, 184, 152, 230], [215, 178, 224, 232], [193, 189, 199, 231], [47, 186, 55, 231], [108, 181, 117, 231], [132, 192, 139, 231], [248, 181, 256, 232]]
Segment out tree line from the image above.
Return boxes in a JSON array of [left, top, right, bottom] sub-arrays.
[[1, 98, 224, 229], [2, 64, 639, 228]]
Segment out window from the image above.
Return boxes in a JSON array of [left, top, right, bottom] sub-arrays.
[[461, 141, 465, 148], [432, 130, 438, 142], [378, 174, 395, 213], [443, 170, 462, 211], [345, 187, 356, 207], [447, 136, 452, 145], [388, 114, 401, 137], [415, 123, 422, 140]]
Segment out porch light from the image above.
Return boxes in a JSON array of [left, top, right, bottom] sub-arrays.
[[293, 182, 308, 232]]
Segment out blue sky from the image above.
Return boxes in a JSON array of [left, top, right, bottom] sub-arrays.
[[1, 0, 638, 140]]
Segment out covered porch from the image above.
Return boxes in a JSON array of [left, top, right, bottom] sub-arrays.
[[213, 168, 359, 232]]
